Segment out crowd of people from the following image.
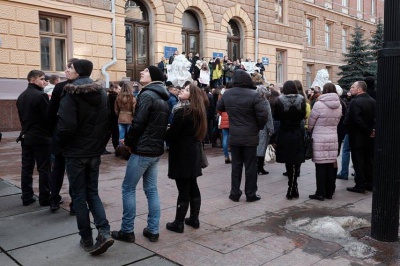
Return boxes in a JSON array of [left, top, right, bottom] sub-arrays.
[[15, 51, 376, 256]]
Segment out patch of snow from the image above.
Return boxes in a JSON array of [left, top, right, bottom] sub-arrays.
[[285, 216, 376, 259]]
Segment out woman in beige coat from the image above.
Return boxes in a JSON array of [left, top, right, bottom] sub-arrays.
[[115, 82, 136, 143]]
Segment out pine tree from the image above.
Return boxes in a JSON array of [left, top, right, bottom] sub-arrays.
[[338, 25, 374, 90], [369, 18, 384, 79]]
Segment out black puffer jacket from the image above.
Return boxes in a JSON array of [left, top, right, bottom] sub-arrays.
[[57, 77, 108, 157], [125, 81, 170, 157], [16, 83, 51, 145], [216, 70, 269, 146]]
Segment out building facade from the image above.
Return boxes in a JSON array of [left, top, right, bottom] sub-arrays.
[[0, 0, 384, 130]]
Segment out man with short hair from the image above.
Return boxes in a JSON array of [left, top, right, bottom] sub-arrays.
[[217, 69, 269, 202], [46, 58, 79, 213], [344, 81, 376, 193], [16, 70, 51, 206], [255, 59, 265, 79]]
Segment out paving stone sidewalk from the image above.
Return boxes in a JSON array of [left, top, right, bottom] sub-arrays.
[[0, 131, 399, 265]]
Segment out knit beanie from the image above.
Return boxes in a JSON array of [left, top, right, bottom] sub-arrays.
[[73, 59, 93, 77], [147, 65, 164, 82]]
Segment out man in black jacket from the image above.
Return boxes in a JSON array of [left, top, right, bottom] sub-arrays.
[[112, 66, 169, 243], [46, 57, 78, 214], [217, 69, 269, 202], [57, 59, 114, 255], [16, 70, 51, 206], [344, 81, 376, 193]]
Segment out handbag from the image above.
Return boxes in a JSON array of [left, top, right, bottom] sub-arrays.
[[304, 131, 313, 160], [199, 143, 209, 168], [265, 144, 276, 163]]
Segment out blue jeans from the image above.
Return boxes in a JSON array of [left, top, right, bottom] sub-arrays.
[[66, 156, 110, 238], [338, 134, 350, 178], [121, 154, 161, 234], [118, 124, 130, 141], [222, 129, 230, 157], [225, 76, 232, 84]]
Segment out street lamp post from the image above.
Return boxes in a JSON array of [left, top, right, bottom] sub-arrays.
[[371, 0, 400, 242]]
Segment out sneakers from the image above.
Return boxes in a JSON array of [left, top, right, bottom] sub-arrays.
[[80, 237, 94, 252], [111, 230, 135, 243], [143, 227, 159, 242], [89, 233, 114, 255], [22, 197, 36, 206]]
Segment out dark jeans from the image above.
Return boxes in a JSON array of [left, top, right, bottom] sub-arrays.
[[175, 178, 201, 202], [315, 163, 335, 197], [230, 145, 258, 198], [66, 156, 110, 238], [49, 153, 73, 206], [20, 142, 50, 203], [351, 146, 374, 189]]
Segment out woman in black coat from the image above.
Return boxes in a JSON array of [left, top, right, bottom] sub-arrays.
[[274, 80, 306, 200], [165, 83, 208, 233]]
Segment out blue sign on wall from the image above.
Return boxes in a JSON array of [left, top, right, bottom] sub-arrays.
[[212, 52, 224, 59], [164, 46, 178, 59], [262, 57, 269, 65]]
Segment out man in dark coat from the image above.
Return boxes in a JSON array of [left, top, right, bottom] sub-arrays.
[[344, 81, 376, 193], [16, 70, 51, 206], [58, 59, 114, 255], [217, 69, 269, 202], [111, 66, 169, 243], [46, 58, 78, 213]]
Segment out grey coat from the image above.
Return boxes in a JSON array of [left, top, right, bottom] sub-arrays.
[[257, 99, 274, 156]]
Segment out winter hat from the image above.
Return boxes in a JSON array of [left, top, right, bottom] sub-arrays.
[[147, 65, 164, 82], [73, 59, 93, 77], [232, 69, 255, 89]]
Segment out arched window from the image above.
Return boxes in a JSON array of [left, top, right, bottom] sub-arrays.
[[182, 11, 199, 55], [227, 20, 241, 61], [125, 0, 149, 81]]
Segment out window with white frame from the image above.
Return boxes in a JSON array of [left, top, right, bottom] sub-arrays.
[[39, 15, 67, 72], [325, 22, 332, 49], [371, 0, 376, 16], [306, 64, 314, 89], [342, 27, 348, 53], [306, 17, 314, 46], [325, 0, 333, 9], [276, 50, 286, 84], [275, 0, 283, 23], [357, 0, 363, 18], [342, 0, 349, 14]]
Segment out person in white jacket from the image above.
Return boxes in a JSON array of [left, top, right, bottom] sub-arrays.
[[307, 83, 342, 201]]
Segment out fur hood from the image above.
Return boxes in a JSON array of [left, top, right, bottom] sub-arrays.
[[63, 78, 104, 106], [278, 94, 304, 112]]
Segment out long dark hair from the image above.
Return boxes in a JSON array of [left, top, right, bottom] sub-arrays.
[[213, 58, 221, 71], [183, 84, 208, 140], [282, 80, 298, 95]]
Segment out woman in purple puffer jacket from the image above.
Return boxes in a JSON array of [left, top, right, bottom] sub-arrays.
[[307, 83, 342, 201]]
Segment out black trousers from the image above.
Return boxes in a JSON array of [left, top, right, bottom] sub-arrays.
[[175, 178, 200, 202], [21, 142, 50, 203], [230, 145, 258, 198], [351, 146, 374, 188], [315, 163, 335, 197]]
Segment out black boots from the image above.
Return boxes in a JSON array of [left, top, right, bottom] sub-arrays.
[[286, 164, 299, 200], [185, 197, 201, 229], [257, 156, 269, 175], [166, 201, 189, 233]]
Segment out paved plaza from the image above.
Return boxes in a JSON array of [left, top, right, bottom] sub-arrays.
[[0, 131, 399, 265]]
